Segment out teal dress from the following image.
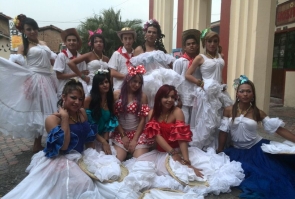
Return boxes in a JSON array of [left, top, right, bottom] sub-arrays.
[[86, 109, 118, 135]]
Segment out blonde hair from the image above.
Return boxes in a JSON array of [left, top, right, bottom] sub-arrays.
[[201, 31, 219, 48]]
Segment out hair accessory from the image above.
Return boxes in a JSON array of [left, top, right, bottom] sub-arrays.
[[201, 28, 211, 39], [95, 69, 109, 75], [88, 28, 103, 46], [127, 65, 146, 76], [13, 14, 27, 32], [233, 75, 249, 90], [143, 19, 159, 31]]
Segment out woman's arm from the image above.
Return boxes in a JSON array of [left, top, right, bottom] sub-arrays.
[[68, 53, 90, 83], [110, 68, 125, 79], [185, 55, 204, 86], [133, 46, 144, 56], [217, 106, 232, 153]]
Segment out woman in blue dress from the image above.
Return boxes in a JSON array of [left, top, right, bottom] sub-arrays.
[[217, 76, 295, 199]]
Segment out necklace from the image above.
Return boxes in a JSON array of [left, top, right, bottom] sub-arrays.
[[69, 115, 77, 123], [237, 103, 252, 116], [101, 100, 107, 109], [93, 50, 102, 60], [28, 40, 39, 46], [206, 52, 216, 59]]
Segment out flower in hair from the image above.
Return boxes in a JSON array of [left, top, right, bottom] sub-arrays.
[[88, 28, 103, 46], [201, 28, 211, 39], [233, 75, 249, 90], [95, 69, 109, 75], [143, 19, 159, 31], [13, 14, 26, 32], [128, 65, 146, 76], [13, 17, 20, 29], [72, 77, 80, 83]]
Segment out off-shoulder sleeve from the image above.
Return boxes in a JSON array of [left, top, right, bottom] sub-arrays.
[[9, 54, 26, 66], [43, 125, 78, 158], [85, 129, 96, 143], [219, 117, 230, 133], [169, 120, 192, 142], [138, 104, 150, 117], [86, 109, 98, 134], [104, 115, 119, 132], [262, 116, 285, 134], [143, 120, 161, 139]]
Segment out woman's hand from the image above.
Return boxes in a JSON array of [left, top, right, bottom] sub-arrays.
[[121, 136, 130, 150], [53, 106, 69, 121], [128, 138, 137, 153], [189, 165, 204, 178], [172, 153, 183, 163], [102, 141, 111, 155]]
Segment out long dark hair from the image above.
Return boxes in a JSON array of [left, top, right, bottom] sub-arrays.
[[89, 33, 106, 52], [57, 79, 85, 107], [89, 69, 114, 121], [142, 22, 167, 53], [232, 80, 261, 122], [150, 85, 178, 121], [120, 74, 143, 116], [15, 14, 39, 56]]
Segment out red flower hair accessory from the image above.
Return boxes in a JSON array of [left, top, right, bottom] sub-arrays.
[[88, 28, 103, 46], [128, 65, 146, 76]]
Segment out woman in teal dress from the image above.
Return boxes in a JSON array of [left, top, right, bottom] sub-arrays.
[[84, 68, 118, 154]]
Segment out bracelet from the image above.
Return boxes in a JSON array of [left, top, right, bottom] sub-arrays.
[[81, 74, 86, 80], [119, 131, 126, 138], [168, 149, 178, 156], [181, 159, 191, 165]]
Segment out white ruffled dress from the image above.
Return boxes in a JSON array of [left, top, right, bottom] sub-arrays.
[[190, 54, 233, 150], [0, 45, 57, 139], [130, 50, 184, 108]]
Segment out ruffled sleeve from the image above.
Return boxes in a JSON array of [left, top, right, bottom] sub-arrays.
[[43, 126, 78, 158], [219, 117, 230, 133], [169, 120, 192, 142], [104, 115, 119, 132], [9, 54, 26, 66], [143, 120, 161, 139], [262, 116, 285, 134], [85, 128, 96, 143], [86, 109, 98, 134], [138, 104, 150, 117]]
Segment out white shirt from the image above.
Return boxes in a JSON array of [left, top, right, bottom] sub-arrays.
[[53, 49, 86, 98], [173, 57, 202, 106], [108, 46, 133, 90]]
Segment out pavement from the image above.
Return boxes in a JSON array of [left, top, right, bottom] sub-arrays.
[[0, 105, 294, 198]]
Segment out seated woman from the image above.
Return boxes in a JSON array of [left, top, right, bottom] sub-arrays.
[[2, 79, 101, 199], [217, 76, 295, 199], [136, 85, 244, 196], [84, 69, 118, 155], [112, 65, 153, 161]]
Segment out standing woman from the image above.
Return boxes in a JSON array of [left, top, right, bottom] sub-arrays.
[[112, 65, 152, 161], [84, 69, 118, 155], [185, 29, 232, 150], [68, 29, 109, 96], [131, 19, 183, 108], [0, 14, 57, 152]]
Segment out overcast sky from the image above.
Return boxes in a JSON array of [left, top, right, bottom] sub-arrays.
[[1, 0, 221, 30]]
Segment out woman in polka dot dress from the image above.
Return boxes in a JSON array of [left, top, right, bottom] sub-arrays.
[[112, 65, 153, 161]]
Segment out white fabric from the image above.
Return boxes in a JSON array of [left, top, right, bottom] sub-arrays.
[[190, 54, 233, 149], [262, 116, 285, 134], [0, 45, 57, 139], [82, 148, 121, 182], [142, 189, 204, 199], [173, 57, 202, 106], [9, 54, 26, 66], [261, 140, 295, 154], [81, 59, 109, 96], [181, 105, 192, 124], [130, 51, 184, 108], [2, 151, 102, 199], [108, 46, 133, 90], [53, 49, 87, 98]]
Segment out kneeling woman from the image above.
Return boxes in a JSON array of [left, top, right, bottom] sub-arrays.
[[138, 85, 244, 195], [2, 80, 101, 199], [217, 76, 295, 199]]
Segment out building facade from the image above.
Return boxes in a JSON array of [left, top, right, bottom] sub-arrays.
[[0, 13, 11, 59]]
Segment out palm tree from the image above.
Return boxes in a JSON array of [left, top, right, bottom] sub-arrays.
[[77, 8, 144, 57]]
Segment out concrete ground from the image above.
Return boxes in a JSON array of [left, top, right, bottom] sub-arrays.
[[0, 106, 294, 198]]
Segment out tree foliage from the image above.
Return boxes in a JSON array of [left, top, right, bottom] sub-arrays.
[[77, 8, 144, 57]]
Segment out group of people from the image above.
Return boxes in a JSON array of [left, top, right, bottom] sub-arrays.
[[0, 14, 295, 199]]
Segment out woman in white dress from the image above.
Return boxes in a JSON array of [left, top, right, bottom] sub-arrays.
[[185, 29, 232, 150], [217, 76, 295, 199], [131, 19, 183, 108], [68, 30, 109, 96], [0, 14, 57, 152], [2, 80, 102, 199]]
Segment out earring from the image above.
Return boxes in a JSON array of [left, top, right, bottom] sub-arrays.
[[23, 34, 27, 38], [237, 98, 240, 102]]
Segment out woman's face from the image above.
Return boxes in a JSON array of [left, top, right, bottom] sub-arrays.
[[23, 24, 38, 41], [145, 26, 158, 43], [62, 90, 84, 113], [161, 90, 176, 110], [236, 84, 254, 103], [128, 75, 142, 92], [98, 77, 110, 94], [93, 37, 104, 52], [205, 35, 219, 54]]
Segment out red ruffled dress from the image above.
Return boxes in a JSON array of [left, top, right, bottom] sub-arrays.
[[111, 99, 154, 150], [143, 119, 192, 151]]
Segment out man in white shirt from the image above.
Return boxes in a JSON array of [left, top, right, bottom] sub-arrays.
[[173, 29, 201, 124], [53, 28, 89, 98], [109, 27, 137, 90]]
